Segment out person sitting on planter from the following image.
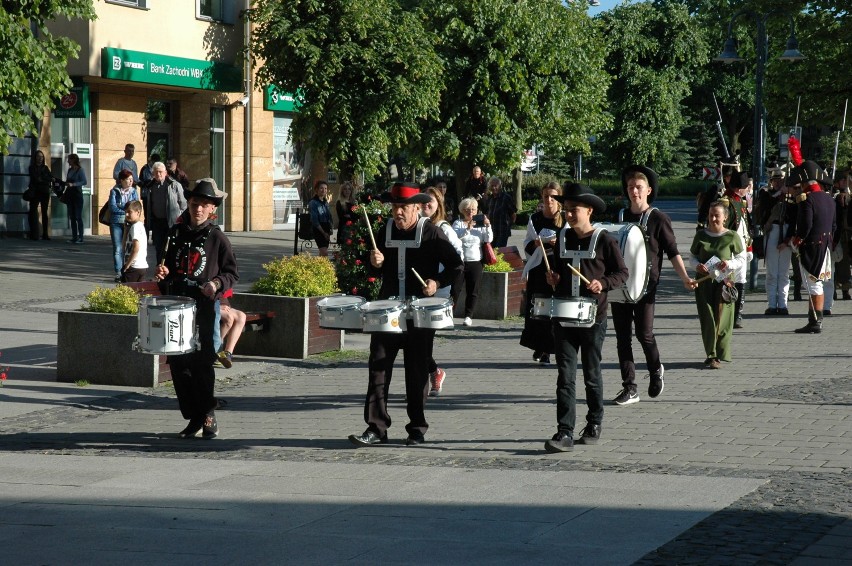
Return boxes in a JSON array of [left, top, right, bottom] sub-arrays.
[[349, 182, 464, 447], [155, 178, 239, 439]]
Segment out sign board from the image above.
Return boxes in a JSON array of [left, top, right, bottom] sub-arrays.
[[778, 127, 804, 159], [272, 187, 300, 201], [53, 83, 89, 118], [700, 167, 720, 180], [101, 47, 242, 92], [264, 85, 298, 112]]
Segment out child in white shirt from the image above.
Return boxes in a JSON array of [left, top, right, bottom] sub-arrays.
[[121, 200, 149, 282]]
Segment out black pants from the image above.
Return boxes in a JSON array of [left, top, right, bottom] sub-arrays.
[[611, 297, 660, 390], [363, 327, 435, 438], [553, 319, 606, 434], [121, 267, 148, 282], [459, 260, 484, 318], [168, 293, 217, 422], [151, 218, 170, 265], [28, 192, 50, 239]]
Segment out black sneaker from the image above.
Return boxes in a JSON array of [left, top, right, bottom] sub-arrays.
[[178, 418, 204, 438], [544, 431, 574, 453], [577, 424, 601, 445], [539, 353, 551, 365], [648, 364, 665, 398], [405, 432, 426, 446], [532, 351, 542, 362], [734, 316, 743, 329], [777, 308, 789, 315], [202, 412, 218, 439], [613, 388, 639, 405], [764, 307, 778, 315]]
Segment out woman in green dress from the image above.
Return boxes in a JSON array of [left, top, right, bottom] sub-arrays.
[[690, 200, 747, 369]]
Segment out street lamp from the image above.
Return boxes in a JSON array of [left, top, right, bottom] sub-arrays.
[[714, 12, 805, 186]]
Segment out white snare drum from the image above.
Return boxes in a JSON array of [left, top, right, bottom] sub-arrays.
[[136, 295, 198, 354], [410, 297, 454, 330], [594, 222, 650, 303], [531, 295, 597, 328], [317, 295, 366, 330], [361, 300, 407, 333]]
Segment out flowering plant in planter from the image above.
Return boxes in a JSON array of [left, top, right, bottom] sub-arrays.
[[334, 197, 389, 300], [0, 351, 8, 386], [483, 252, 513, 273]]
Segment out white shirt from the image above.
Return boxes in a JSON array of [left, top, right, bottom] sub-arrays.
[[125, 222, 149, 269]]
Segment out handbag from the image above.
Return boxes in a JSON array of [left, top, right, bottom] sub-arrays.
[[22, 188, 35, 202], [482, 242, 498, 265], [720, 282, 738, 304], [98, 199, 112, 226]]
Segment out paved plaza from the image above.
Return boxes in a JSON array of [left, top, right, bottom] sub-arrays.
[[0, 201, 849, 565]]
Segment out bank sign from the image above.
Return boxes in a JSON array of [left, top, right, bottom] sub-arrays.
[[101, 47, 242, 92]]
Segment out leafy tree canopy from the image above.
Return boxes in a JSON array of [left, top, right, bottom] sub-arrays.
[[251, 0, 444, 178], [0, 0, 95, 153]]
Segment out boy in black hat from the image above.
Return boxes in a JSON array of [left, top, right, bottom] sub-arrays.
[[155, 178, 239, 438], [543, 183, 628, 453], [611, 166, 696, 407], [349, 182, 464, 447]]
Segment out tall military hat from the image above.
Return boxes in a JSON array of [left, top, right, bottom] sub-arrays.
[[786, 160, 830, 188]]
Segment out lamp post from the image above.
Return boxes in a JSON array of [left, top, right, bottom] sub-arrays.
[[714, 12, 805, 187]]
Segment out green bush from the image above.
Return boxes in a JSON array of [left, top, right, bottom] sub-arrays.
[[484, 252, 513, 273], [83, 285, 140, 314], [252, 254, 339, 297]]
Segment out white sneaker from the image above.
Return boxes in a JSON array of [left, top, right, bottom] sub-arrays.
[[463, 317, 472, 326]]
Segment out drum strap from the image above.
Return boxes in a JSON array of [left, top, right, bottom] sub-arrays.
[[385, 217, 428, 300], [559, 225, 604, 296], [617, 207, 657, 228]]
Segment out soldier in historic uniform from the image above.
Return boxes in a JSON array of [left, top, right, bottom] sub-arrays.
[[789, 161, 837, 334]]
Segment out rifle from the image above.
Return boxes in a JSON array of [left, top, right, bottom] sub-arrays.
[[712, 92, 731, 161], [831, 99, 848, 180]]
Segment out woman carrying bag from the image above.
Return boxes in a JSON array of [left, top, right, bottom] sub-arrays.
[[452, 197, 493, 327], [28, 150, 53, 240], [64, 153, 87, 244], [109, 169, 140, 281]]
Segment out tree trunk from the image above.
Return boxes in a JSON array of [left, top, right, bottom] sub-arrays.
[[454, 157, 473, 205], [512, 167, 523, 212]]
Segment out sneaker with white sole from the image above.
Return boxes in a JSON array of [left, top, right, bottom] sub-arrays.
[[463, 317, 473, 326], [429, 368, 447, 397], [648, 364, 664, 398], [613, 387, 639, 405]]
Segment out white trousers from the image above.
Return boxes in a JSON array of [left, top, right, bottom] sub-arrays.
[[764, 224, 793, 309]]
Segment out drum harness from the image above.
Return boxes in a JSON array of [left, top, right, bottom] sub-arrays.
[[617, 207, 657, 231], [385, 217, 428, 306], [559, 224, 606, 298]]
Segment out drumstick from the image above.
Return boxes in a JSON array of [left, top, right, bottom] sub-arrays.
[[410, 267, 428, 287], [538, 235, 556, 291], [566, 261, 591, 285], [362, 207, 378, 251], [695, 273, 714, 284], [159, 236, 170, 267]]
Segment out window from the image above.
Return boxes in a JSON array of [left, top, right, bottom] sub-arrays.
[[198, 0, 224, 21], [106, 0, 149, 8]]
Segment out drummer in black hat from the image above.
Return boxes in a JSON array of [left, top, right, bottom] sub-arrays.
[[789, 161, 838, 333], [348, 182, 463, 447], [155, 178, 239, 439], [610, 166, 696, 408], [542, 183, 628, 453]]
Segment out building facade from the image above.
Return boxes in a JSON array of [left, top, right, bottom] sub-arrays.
[[1, 0, 316, 237]]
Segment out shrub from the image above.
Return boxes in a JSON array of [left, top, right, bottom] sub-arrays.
[[334, 199, 389, 299], [484, 252, 513, 273], [82, 285, 140, 314], [252, 255, 339, 297]]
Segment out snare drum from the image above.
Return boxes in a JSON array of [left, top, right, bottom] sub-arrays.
[[136, 295, 198, 354], [531, 295, 597, 328], [361, 300, 407, 333], [317, 295, 366, 330], [409, 297, 454, 330], [594, 223, 650, 303]]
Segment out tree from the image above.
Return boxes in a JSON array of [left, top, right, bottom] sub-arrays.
[[250, 0, 444, 180], [597, 0, 709, 176], [413, 0, 611, 204], [0, 0, 96, 153]]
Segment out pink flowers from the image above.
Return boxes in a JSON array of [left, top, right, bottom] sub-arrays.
[[0, 352, 7, 386]]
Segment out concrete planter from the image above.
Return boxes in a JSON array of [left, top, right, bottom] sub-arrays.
[[453, 270, 525, 320], [57, 310, 168, 387], [229, 293, 342, 359]]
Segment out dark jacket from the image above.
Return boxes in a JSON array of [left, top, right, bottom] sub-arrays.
[[795, 190, 837, 277]]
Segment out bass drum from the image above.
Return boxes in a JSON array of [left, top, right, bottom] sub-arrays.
[[593, 222, 650, 303]]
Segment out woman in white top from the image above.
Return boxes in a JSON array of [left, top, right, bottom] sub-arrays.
[[452, 197, 493, 326], [422, 186, 463, 396]]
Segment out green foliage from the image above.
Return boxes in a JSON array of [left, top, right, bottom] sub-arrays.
[[75, 380, 89, 387], [483, 252, 512, 273], [82, 285, 140, 315], [416, 0, 611, 172], [598, 0, 710, 174], [0, 1, 96, 153], [251, 0, 443, 178], [334, 199, 388, 299], [252, 255, 339, 297]]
